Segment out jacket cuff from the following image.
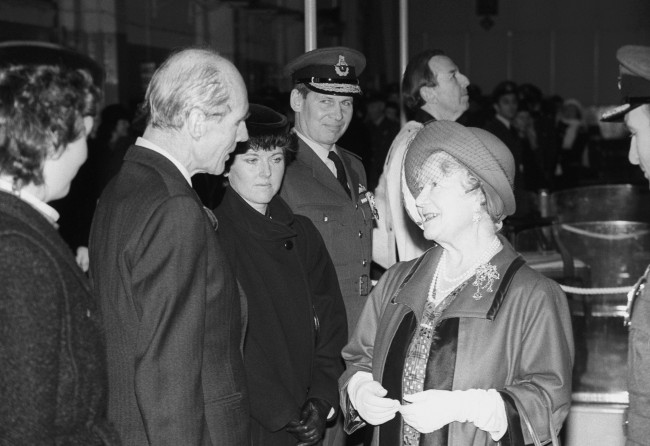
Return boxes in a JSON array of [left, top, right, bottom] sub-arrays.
[[498, 390, 526, 446], [341, 373, 370, 434]]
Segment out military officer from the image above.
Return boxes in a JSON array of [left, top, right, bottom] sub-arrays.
[[601, 45, 650, 446], [280, 46, 374, 446], [280, 46, 374, 337]]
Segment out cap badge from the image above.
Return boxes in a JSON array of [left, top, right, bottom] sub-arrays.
[[334, 55, 350, 77]]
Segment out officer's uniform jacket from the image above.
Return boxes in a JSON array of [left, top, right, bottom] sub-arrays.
[[280, 137, 373, 335]]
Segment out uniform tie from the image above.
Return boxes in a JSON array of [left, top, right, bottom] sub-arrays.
[[328, 151, 351, 198]]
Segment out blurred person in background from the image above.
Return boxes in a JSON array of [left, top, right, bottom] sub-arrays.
[[363, 90, 400, 191], [0, 64, 120, 445], [555, 98, 590, 189]]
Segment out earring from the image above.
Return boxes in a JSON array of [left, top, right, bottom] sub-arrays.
[[472, 212, 481, 223]]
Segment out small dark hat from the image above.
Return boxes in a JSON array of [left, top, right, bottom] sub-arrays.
[[245, 104, 289, 137], [0, 40, 104, 86], [601, 45, 650, 122], [284, 46, 365, 96], [491, 80, 518, 103]]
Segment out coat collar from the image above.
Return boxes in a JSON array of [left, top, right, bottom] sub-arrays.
[[392, 235, 522, 323], [0, 190, 92, 292], [294, 138, 360, 202], [124, 144, 196, 193], [218, 187, 297, 241]]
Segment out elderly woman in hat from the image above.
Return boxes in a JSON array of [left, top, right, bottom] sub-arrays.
[[339, 120, 574, 446], [214, 104, 348, 446], [0, 65, 120, 444]]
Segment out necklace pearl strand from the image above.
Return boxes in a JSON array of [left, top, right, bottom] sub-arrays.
[[427, 236, 502, 302]]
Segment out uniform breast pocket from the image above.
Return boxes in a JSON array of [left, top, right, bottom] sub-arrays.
[[296, 203, 349, 265]]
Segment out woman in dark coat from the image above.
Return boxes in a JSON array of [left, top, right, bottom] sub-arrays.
[[214, 104, 348, 446], [0, 65, 119, 445]]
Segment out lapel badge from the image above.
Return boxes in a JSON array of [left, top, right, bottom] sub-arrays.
[[334, 55, 350, 77]]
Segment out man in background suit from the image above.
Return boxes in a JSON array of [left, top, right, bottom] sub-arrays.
[[373, 50, 470, 269], [280, 46, 374, 446], [89, 47, 250, 445]]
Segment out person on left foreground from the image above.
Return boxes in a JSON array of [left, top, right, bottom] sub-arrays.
[[0, 64, 120, 444]]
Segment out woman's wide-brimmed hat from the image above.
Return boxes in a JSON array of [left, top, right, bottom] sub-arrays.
[[402, 120, 516, 221]]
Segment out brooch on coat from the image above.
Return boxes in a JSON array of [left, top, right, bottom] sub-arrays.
[[359, 184, 379, 221], [471, 263, 500, 300]]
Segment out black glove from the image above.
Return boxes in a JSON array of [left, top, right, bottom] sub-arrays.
[[285, 397, 331, 446]]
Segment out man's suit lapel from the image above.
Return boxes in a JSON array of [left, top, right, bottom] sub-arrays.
[[296, 139, 352, 200]]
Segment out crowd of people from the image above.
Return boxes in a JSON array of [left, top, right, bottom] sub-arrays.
[[1, 39, 649, 446]]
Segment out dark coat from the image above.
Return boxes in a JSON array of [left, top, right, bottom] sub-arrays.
[[340, 238, 574, 446], [0, 191, 119, 445], [215, 188, 347, 446], [279, 138, 373, 335], [89, 145, 249, 446]]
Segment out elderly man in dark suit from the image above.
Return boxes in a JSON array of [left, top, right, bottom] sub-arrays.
[[279, 46, 375, 446], [89, 47, 250, 445]]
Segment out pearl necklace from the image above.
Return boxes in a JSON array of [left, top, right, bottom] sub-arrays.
[[427, 236, 502, 302]]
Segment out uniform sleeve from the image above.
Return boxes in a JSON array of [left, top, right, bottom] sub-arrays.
[[0, 234, 98, 445], [295, 217, 348, 411], [500, 276, 574, 445], [130, 196, 211, 446]]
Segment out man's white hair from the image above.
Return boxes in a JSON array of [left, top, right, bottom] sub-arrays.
[[145, 47, 233, 130]]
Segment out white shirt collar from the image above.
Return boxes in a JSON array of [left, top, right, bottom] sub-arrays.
[[135, 136, 193, 185], [0, 178, 60, 224], [495, 114, 511, 129], [294, 129, 340, 176]]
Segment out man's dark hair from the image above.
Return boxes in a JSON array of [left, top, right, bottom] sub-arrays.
[[402, 49, 446, 112]]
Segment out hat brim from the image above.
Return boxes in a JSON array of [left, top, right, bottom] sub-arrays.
[[0, 40, 104, 86], [304, 82, 362, 97], [600, 103, 641, 122]]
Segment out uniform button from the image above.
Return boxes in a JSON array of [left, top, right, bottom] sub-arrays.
[[355, 204, 358, 209], [284, 240, 293, 250], [362, 259, 368, 266], [358, 231, 363, 238]]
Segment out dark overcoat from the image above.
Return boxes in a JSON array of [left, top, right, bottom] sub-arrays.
[[89, 145, 249, 446], [280, 138, 373, 335], [215, 188, 347, 446], [0, 191, 119, 445]]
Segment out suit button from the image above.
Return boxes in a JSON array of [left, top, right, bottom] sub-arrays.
[[284, 240, 293, 250], [362, 259, 368, 266], [358, 231, 363, 238]]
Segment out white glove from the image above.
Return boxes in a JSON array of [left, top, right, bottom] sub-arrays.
[[347, 371, 401, 425], [400, 389, 507, 440]]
